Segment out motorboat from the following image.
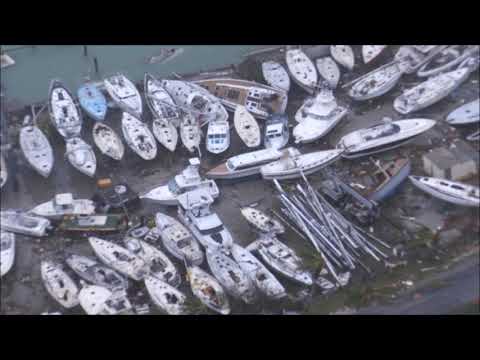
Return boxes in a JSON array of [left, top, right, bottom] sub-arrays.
[[0, 210, 51, 237], [264, 113, 289, 150], [29, 193, 95, 219]]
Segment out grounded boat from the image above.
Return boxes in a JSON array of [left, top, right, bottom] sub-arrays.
[[413, 45, 438, 54], [0, 210, 50, 237], [362, 45, 387, 64], [30, 193, 95, 219], [41, 260, 79, 308], [206, 248, 257, 304], [285, 48, 318, 93], [0, 154, 6, 189], [58, 214, 130, 233], [231, 243, 286, 300], [179, 112, 201, 153], [394, 68, 470, 114], [144, 275, 187, 315], [104, 73, 143, 118], [194, 78, 288, 119], [330, 45, 355, 70], [417, 46, 479, 78], [141, 158, 219, 205], [65, 137, 97, 177], [261, 148, 343, 180], [206, 119, 230, 154], [155, 212, 204, 266], [88, 237, 148, 281], [65, 254, 128, 291], [262, 61, 291, 92], [458, 54, 480, 74], [264, 113, 289, 150], [144, 73, 182, 127], [315, 57, 341, 89], [77, 83, 108, 121], [152, 118, 178, 152], [240, 207, 285, 234], [466, 130, 480, 142], [293, 88, 348, 144], [161, 79, 228, 126], [79, 285, 133, 315], [19, 124, 54, 178], [348, 62, 403, 101], [446, 99, 480, 125], [123, 237, 181, 287], [121, 112, 157, 160], [254, 236, 313, 286], [1, 232, 15, 277], [395, 45, 429, 74], [48, 79, 83, 138], [337, 119, 436, 159], [234, 106, 261, 148], [177, 188, 233, 251], [409, 176, 480, 207], [186, 264, 230, 315], [92, 122, 125, 160], [205, 147, 294, 180]]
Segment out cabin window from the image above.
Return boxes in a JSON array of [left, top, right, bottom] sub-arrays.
[[440, 182, 449, 186], [450, 185, 465, 191]]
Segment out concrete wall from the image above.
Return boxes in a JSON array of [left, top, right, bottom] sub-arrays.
[[452, 161, 477, 181]]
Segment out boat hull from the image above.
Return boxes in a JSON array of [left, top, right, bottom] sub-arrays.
[[370, 159, 411, 202]]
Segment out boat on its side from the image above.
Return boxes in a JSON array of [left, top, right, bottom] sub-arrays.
[[315, 57, 341, 89], [92, 122, 125, 160], [65, 137, 97, 177], [330, 45, 355, 70], [0, 210, 50, 237], [262, 61, 291, 92], [30, 193, 95, 219], [409, 176, 480, 207], [48, 80, 83, 138], [121, 112, 157, 160], [285, 49, 318, 94], [19, 124, 54, 178], [446, 99, 479, 125], [1, 232, 15, 277], [79, 285, 133, 315], [362, 45, 387, 64], [240, 207, 285, 234], [234, 106, 261, 148], [77, 83, 107, 121], [144, 275, 188, 315], [41, 260, 79, 309], [104, 73, 143, 119], [264, 114, 289, 150]]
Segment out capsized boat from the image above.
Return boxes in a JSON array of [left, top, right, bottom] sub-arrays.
[[121, 112, 157, 160], [395, 45, 429, 74], [177, 188, 233, 251], [65, 254, 128, 291], [194, 78, 288, 119], [152, 117, 178, 152], [0, 210, 51, 237], [92, 122, 125, 160], [446, 99, 480, 125], [254, 236, 313, 286], [330, 45, 355, 70], [89, 237, 148, 281], [206, 119, 230, 154], [231, 243, 286, 300], [206, 248, 257, 304], [65, 137, 97, 177], [315, 57, 341, 89], [337, 119, 436, 159], [394, 68, 470, 114], [205, 147, 295, 180], [348, 62, 403, 101], [104, 73, 143, 118], [30, 193, 95, 219], [77, 83, 108, 121], [123, 237, 181, 287], [262, 61, 291, 92], [179, 112, 201, 153], [1, 231, 15, 277], [417, 45, 478, 78], [144, 275, 188, 315], [79, 285, 133, 315], [155, 212, 204, 266], [240, 207, 285, 234], [186, 264, 230, 315], [261, 148, 343, 180], [144, 73, 182, 127], [264, 113, 289, 150], [19, 124, 54, 178], [48, 80, 83, 138], [58, 214, 130, 233], [293, 88, 348, 144], [362, 45, 387, 64], [409, 176, 480, 207], [41, 260, 79, 308], [0, 153, 6, 189], [234, 106, 261, 148], [141, 158, 219, 205], [285, 48, 318, 93]]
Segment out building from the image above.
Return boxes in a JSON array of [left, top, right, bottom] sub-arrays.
[[423, 140, 479, 181]]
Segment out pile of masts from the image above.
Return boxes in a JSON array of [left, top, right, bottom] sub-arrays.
[[272, 173, 391, 286]]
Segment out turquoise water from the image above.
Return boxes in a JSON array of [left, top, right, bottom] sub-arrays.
[[0, 45, 261, 107]]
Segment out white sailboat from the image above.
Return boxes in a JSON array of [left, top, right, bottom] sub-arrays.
[[262, 61, 291, 92], [65, 137, 97, 177], [446, 99, 480, 125], [330, 45, 355, 70], [92, 122, 125, 161], [285, 48, 318, 93], [234, 106, 260, 148], [41, 260, 79, 309], [315, 57, 341, 89], [104, 73, 143, 118], [1, 232, 15, 277], [362, 45, 387, 64], [48, 79, 83, 138], [19, 124, 54, 177], [121, 112, 157, 160]]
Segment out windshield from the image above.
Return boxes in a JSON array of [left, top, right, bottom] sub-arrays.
[[167, 179, 181, 194], [199, 225, 224, 236]]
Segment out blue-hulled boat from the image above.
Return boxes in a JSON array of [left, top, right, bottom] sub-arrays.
[[77, 83, 108, 121]]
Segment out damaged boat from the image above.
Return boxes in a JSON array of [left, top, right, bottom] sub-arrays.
[[58, 214, 130, 233], [77, 82, 108, 122], [30, 193, 95, 219], [285, 48, 318, 93], [104, 73, 143, 119], [446, 99, 480, 125], [121, 112, 157, 160], [409, 176, 480, 207], [179, 112, 201, 153], [206, 118, 230, 154], [92, 122, 125, 160], [0, 210, 51, 237], [144, 275, 188, 315], [234, 105, 260, 148], [264, 113, 289, 150], [48, 79, 83, 138], [152, 117, 179, 152], [19, 122, 54, 178], [1, 231, 15, 277], [41, 260, 79, 308], [65, 137, 97, 177], [240, 207, 285, 234], [315, 56, 341, 89], [0, 153, 6, 189], [330, 45, 355, 70], [144, 73, 182, 127], [362, 45, 387, 64], [262, 61, 291, 92], [79, 285, 133, 315]]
